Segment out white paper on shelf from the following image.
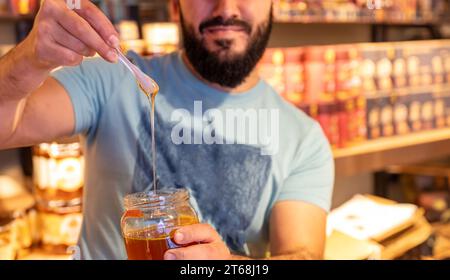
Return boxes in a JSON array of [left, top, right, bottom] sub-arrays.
[[327, 195, 417, 240]]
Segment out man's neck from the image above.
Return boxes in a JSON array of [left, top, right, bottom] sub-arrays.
[[181, 51, 260, 94]]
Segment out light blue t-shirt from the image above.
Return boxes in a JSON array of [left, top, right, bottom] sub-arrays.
[[51, 51, 334, 260]]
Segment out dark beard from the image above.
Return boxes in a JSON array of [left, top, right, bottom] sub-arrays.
[[180, 12, 273, 89]]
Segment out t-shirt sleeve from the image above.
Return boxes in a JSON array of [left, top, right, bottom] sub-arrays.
[[277, 121, 335, 212], [50, 58, 127, 137]]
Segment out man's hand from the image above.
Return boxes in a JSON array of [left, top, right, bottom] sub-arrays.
[[0, 0, 120, 147], [164, 224, 231, 260], [25, 0, 119, 71]]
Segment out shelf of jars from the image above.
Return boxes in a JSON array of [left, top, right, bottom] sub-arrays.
[[273, 0, 448, 26], [333, 127, 450, 177], [0, 137, 84, 260], [258, 38, 450, 177]]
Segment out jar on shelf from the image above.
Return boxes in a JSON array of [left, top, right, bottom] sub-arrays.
[[0, 217, 16, 260], [32, 138, 84, 202], [121, 188, 199, 260], [0, 176, 36, 259], [37, 199, 83, 255]]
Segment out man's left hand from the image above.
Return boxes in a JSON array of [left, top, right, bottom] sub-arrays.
[[164, 223, 231, 260]]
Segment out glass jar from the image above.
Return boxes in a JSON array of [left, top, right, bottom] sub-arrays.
[[32, 139, 84, 202], [0, 217, 16, 260], [12, 208, 38, 259], [37, 199, 83, 254], [121, 188, 199, 260]]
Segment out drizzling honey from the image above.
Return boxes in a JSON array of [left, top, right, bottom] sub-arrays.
[[138, 82, 158, 194]]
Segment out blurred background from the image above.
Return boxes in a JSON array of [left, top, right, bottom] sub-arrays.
[[1, 0, 450, 260]]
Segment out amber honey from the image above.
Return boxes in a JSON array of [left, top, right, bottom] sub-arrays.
[[124, 215, 198, 260]]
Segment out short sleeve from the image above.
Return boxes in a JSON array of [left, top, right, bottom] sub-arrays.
[[277, 122, 335, 212], [50, 58, 127, 137]]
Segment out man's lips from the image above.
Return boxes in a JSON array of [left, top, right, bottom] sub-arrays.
[[204, 26, 247, 33]]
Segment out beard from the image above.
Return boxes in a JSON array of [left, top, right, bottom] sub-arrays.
[[180, 11, 273, 89]]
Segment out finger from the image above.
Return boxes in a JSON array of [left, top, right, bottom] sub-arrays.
[[40, 41, 84, 67], [174, 224, 222, 245], [52, 23, 95, 57], [75, 0, 120, 48], [164, 243, 229, 260], [52, 6, 116, 62]]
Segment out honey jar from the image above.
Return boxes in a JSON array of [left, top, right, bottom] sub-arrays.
[[121, 188, 199, 260], [32, 139, 84, 202], [0, 218, 15, 260], [37, 199, 83, 254]]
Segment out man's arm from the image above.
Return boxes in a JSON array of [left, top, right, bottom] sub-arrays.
[[232, 200, 326, 260], [161, 200, 326, 260], [0, 0, 118, 149]]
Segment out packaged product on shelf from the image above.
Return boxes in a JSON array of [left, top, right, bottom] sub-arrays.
[[408, 95, 423, 132], [434, 97, 446, 128], [348, 46, 362, 97], [116, 20, 140, 42], [375, 44, 394, 91], [366, 97, 382, 139], [432, 42, 446, 85], [337, 98, 353, 148], [353, 95, 368, 143], [406, 48, 422, 88], [37, 200, 83, 255], [393, 95, 411, 135], [379, 96, 395, 137], [316, 102, 339, 148], [444, 95, 450, 127], [304, 46, 336, 103], [418, 45, 434, 87], [258, 49, 286, 97], [420, 93, 435, 130], [304, 47, 325, 102], [142, 23, 180, 55], [323, 46, 337, 101], [359, 44, 379, 95], [283, 47, 304, 106], [393, 46, 408, 89], [335, 46, 351, 101], [442, 46, 450, 84]]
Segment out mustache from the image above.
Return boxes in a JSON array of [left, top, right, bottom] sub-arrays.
[[199, 17, 252, 35]]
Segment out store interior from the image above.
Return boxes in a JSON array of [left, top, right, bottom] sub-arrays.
[[1, 0, 450, 260]]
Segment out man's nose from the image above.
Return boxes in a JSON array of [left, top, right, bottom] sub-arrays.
[[212, 0, 240, 19]]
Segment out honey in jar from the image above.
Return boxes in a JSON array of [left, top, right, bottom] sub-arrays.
[[32, 138, 84, 202], [37, 199, 83, 254], [121, 188, 199, 260]]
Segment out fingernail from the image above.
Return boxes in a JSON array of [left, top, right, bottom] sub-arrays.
[[107, 50, 117, 62], [108, 35, 120, 48], [165, 253, 177, 260], [174, 231, 184, 242]]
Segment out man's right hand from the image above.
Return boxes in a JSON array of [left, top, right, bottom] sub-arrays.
[[0, 0, 120, 148], [24, 0, 119, 70]]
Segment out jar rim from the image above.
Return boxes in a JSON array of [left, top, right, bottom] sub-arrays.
[[124, 187, 189, 209]]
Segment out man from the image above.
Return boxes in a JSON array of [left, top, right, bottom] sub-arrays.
[[0, 0, 334, 260]]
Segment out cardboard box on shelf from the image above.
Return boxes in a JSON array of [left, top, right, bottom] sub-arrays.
[[325, 194, 432, 260]]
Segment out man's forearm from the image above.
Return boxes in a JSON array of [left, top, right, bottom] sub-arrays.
[[231, 249, 320, 260], [0, 40, 50, 143]]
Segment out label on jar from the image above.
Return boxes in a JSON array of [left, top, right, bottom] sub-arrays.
[[39, 212, 82, 246], [33, 156, 84, 192]]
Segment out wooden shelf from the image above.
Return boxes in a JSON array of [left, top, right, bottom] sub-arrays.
[[274, 18, 442, 26], [334, 128, 450, 177]]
